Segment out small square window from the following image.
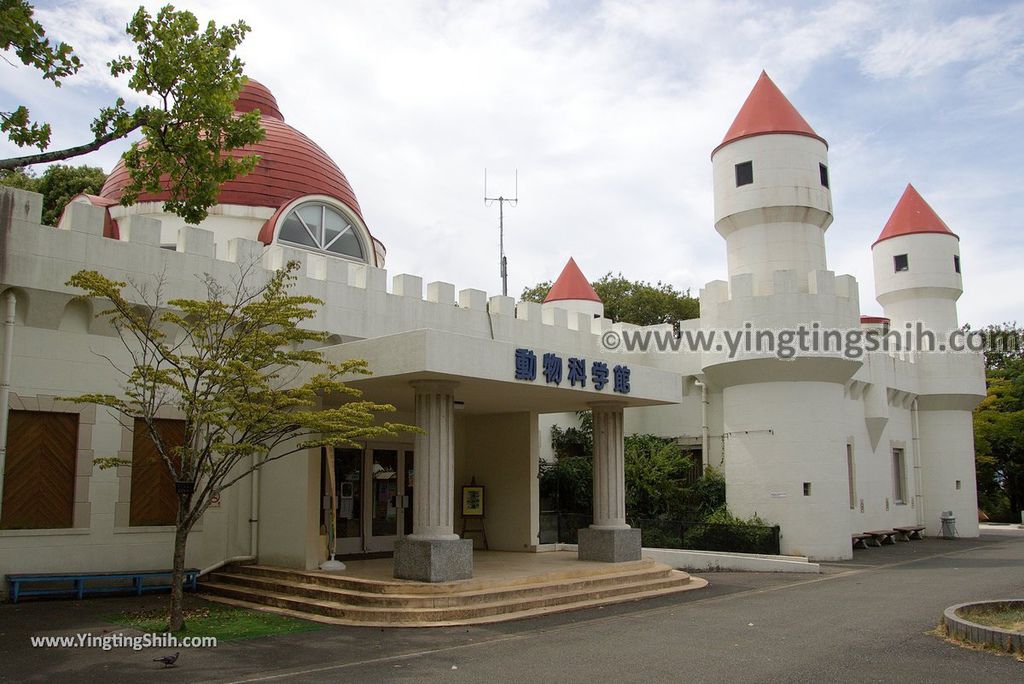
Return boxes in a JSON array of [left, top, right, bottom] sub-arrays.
[[803, 482, 812, 496], [735, 161, 753, 187], [954, 255, 961, 273], [819, 163, 829, 188], [894, 254, 909, 272]]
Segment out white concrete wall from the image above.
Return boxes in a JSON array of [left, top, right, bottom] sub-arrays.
[[712, 134, 832, 295], [461, 412, 539, 551], [722, 381, 853, 560], [873, 232, 962, 334], [917, 409, 980, 537]]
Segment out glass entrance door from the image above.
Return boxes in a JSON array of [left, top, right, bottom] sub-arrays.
[[331, 447, 364, 556], [364, 447, 414, 552]]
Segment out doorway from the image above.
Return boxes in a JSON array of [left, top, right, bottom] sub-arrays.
[[324, 445, 414, 555]]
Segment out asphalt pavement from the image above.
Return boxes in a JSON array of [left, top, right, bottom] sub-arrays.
[[1, 527, 1021, 683]]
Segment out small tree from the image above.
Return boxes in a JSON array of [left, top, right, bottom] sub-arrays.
[[1, 3, 264, 224], [67, 261, 414, 631]]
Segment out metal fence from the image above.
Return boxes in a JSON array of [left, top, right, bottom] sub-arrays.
[[539, 512, 781, 555]]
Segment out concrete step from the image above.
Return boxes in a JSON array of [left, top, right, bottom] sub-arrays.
[[199, 569, 704, 626], [204, 564, 681, 609], [222, 559, 663, 594]]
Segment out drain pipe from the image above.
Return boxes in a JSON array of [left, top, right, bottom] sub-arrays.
[[911, 398, 924, 526], [0, 290, 16, 521], [199, 458, 260, 578], [695, 380, 710, 469]]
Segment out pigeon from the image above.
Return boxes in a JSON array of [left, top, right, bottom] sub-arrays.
[[153, 652, 180, 668]]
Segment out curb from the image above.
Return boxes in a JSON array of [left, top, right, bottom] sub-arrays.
[[942, 600, 1024, 654]]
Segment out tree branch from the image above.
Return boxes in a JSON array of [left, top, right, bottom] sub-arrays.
[[0, 123, 142, 170]]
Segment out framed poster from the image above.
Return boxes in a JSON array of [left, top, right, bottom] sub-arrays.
[[462, 485, 485, 517]]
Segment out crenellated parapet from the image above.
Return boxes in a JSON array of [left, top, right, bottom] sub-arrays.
[[0, 187, 624, 358]]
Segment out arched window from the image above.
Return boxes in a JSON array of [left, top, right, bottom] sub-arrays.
[[277, 201, 366, 261]]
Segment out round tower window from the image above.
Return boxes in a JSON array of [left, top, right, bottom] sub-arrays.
[[277, 202, 365, 261]]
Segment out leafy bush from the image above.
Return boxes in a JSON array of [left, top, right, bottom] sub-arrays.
[[550, 411, 593, 459], [688, 465, 726, 516], [681, 506, 778, 554], [624, 434, 692, 519]]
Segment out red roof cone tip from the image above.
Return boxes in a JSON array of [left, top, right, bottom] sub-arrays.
[[543, 258, 601, 303], [713, 71, 827, 156], [873, 183, 958, 247]]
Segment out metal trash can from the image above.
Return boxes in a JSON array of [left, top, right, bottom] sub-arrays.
[[940, 510, 958, 539]]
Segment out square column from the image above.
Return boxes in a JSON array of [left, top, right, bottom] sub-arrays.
[[578, 402, 642, 562], [393, 380, 473, 582]]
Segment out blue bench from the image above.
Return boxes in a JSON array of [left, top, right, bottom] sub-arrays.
[[6, 569, 199, 604]]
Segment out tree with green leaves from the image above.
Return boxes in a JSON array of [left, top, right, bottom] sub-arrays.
[[67, 261, 415, 632], [0, 164, 106, 225], [521, 272, 699, 327], [1, 2, 264, 224], [973, 322, 1024, 521]]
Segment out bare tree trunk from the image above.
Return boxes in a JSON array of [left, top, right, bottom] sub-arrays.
[[168, 495, 191, 633]]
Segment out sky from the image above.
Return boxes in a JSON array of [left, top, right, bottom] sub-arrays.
[[2, 0, 1022, 326]]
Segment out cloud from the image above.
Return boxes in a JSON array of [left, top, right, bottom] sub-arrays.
[[859, 5, 1024, 80], [1, 0, 1020, 324]]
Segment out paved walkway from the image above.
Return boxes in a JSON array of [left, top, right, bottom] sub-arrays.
[[2, 529, 1022, 683]]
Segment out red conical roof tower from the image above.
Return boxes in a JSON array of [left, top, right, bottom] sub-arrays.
[[873, 184, 957, 246], [713, 71, 826, 156], [544, 258, 601, 303]]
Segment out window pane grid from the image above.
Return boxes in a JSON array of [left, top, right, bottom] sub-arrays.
[[278, 202, 366, 261]]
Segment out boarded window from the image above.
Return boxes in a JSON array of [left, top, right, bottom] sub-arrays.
[[892, 448, 907, 505], [130, 418, 185, 526], [1, 410, 77, 529], [735, 161, 753, 187]]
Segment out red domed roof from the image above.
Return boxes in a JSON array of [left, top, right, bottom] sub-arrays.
[[873, 184, 958, 247], [544, 257, 601, 303], [99, 79, 364, 224], [713, 71, 826, 157]]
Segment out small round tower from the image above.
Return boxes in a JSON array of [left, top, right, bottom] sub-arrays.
[[711, 71, 833, 296], [871, 184, 962, 337], [542, 257, 603, 318]]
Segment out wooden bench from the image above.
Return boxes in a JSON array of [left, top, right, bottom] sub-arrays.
[[6, 569, 199, 604], [864, 530, 897, 547], [893, 525, 926, 541], [852, 533, 874, 550]]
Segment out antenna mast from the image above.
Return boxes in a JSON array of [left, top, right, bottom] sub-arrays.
[[484, 169, 518, 296]]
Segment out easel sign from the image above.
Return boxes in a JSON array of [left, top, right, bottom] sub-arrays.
[[461, 485, 485, 517]]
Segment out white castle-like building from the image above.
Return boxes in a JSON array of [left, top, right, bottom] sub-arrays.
[[0, 72, 984, 589]]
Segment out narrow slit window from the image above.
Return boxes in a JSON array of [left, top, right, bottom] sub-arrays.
[[819, 163, 829, 188], [892, 448, 907, 504], [735, 161, 753, 187], [803, 482, 812, 496], [847, 443, 856, 510], [954, 255, 961, 273], [894, 254, 909, 272]]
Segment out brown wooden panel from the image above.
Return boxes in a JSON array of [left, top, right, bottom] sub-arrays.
[[129, 418, 184, 527], [1, 410, 77, 529]]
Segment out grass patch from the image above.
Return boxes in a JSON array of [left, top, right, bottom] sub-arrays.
[[959, 604, 1024, 633], [105, 601, 323, 640]]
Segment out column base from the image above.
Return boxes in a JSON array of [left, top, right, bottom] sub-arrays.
[[577, 527, 642, 562], [393, 537, 473, 582]]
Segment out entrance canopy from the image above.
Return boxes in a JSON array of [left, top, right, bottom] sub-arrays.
[[322, 329, 683, 413]]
